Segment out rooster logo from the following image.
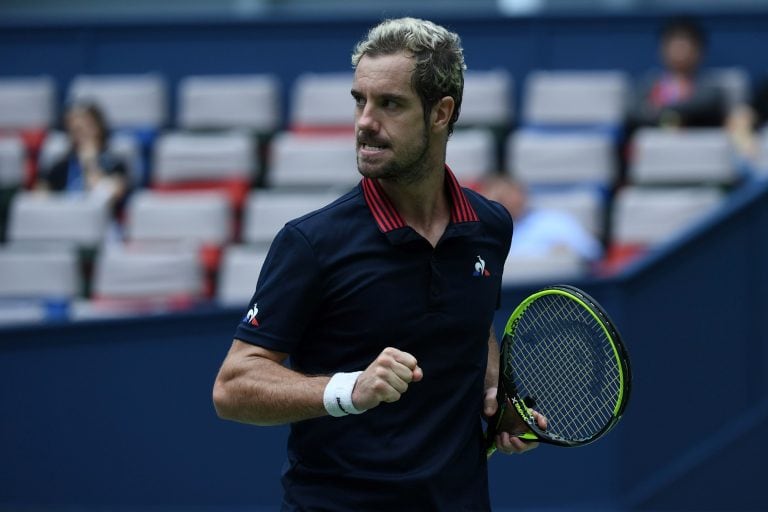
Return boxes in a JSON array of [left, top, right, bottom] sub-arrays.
[[243, 303, 260, 327], [473, 255, 491, 277]]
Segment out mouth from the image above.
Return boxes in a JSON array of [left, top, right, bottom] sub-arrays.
[[358, 141, 388, 151]]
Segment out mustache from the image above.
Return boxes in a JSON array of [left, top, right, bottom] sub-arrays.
[[357, 132, 389, 147]]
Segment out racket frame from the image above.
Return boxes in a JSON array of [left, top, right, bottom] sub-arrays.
[[487, 284, 631, 454]]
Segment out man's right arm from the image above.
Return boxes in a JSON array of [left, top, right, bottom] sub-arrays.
[[212, 340, 423, 426]]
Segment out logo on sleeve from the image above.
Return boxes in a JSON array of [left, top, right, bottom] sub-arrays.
[[242, 303, 260, 327], [473, 255, 491, 277]]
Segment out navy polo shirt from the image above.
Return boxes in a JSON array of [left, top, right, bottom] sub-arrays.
[[235, 168, 512, 511]]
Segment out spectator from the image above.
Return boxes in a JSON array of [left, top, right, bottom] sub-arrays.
[[35, 100, 129, 214], [627, 16, 726, 130], [481, 176, 603, 262]]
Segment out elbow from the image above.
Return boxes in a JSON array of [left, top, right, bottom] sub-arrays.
[[212, 377, 237, 421]]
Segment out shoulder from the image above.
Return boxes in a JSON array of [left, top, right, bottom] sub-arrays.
[[464, 187, 513, 230]]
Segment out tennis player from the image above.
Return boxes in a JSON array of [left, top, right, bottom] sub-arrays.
[[213, 17, 545, 510]]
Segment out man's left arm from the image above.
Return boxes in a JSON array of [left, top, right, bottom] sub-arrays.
[[483, 326, 542, 455]]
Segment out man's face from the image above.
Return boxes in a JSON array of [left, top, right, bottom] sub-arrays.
[[352, 52, 433, 184], [661, 33, 701, 76]]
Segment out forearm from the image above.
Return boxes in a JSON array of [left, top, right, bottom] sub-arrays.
[[485, 327, 500, 391], [213, 342, 330, 426]]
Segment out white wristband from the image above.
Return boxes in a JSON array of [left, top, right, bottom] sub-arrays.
[[323, 371, 366, 417]]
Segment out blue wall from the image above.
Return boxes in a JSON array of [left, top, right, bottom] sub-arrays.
[[1, 178, 767, 511]]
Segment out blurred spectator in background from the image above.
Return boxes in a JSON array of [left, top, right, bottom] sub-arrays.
[[35, 100, 129, 214], [627, 16, 726, 130], [481, 175, 603, 262], [724, 76, 768, 174]]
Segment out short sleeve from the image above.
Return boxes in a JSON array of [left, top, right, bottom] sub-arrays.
[[233, 224, 321, 354]]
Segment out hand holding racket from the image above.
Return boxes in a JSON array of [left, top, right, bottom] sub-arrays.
[[486, 285, 631, 456]]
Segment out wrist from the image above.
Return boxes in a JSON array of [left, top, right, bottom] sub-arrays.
[[323, 371, 366, 417]]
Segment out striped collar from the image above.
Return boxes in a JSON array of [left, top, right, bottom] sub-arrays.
[[361, 166, 479, 233]]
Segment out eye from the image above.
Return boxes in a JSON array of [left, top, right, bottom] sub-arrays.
[[352, 93, 365, 108], [382, 98, 398, 110]]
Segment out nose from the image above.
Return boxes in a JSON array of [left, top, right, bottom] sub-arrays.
[[356, 101, 379, 133]]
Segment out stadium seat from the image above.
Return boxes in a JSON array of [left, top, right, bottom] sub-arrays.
[[0, 76, 56, 184], [0, 245, 79, 299], [67, 74, 167, 129], [151, 131, 256, 208], [456, 69, 514, 129], [216, 245, 269, 307], [91, 242, 204, 306], [507, 129, 616, 187], [37, 130, 144, 188], [267, 132, 358, 189], [68, 73, 168, 187], [289, 72, 354, 133], [0, 136, 25, 241], [528, 186, 606, 239], [628, 128, 735, 185], [501, 252, 587, 285], [7, 191, 111, 247], [126, 190, 233, 245], [522, 70, 629, 129], [126, 189, 233, 296], [242, 189, 338, 245], [446, 128, 497, 186], [177, 74, 281, 133], [0, 136, 25, 189], [607, 185, 725, 270]]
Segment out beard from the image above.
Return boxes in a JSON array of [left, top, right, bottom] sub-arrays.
[[356, 127, 432, 186]]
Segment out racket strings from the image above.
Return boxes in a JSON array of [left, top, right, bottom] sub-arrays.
[[508, 294, 621, 442]]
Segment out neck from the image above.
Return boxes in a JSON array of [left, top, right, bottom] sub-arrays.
[[378, 165, 450, 247]]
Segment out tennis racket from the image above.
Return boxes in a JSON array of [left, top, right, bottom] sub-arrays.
[[486, 285, 631, 455]]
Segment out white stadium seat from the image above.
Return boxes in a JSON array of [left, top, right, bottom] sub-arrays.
[[68, 74, 167, 129], [8, 192, 111, 246], [446, 128, 497, 184], [501, 252, 586, 285], [629, 128, 735, 185], [216, 245, 269, 307], [0, 245, 79, 298], [242, 190, 337, 245], [508, 130, 616, 187], [529, 187, 605, 237], [522, 70, 629, 127], [38, 130, 143, 186], [267, 132, 358, 189], [177, 74, 281, 132], [126, 190, 232, 245], [0, 76, 55, 130], [612, 186, 724, 246], [152, 131, 256, 185], [0, 136, 26, 188], [92, 243, 203, 300], [457, 69, 514, 128], [290, 72, 354, 131]]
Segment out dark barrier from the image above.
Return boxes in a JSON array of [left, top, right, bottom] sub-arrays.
[[2, 179, 767, 510]]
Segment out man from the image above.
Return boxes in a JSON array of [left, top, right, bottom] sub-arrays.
[[213, 17, 545, 511]]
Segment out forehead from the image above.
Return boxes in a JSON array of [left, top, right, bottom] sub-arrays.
[[352, 52, 417, 96]]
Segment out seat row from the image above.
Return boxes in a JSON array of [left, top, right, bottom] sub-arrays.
[[0, 125, 755, 196], [0, 67, 753, 135], [0, 182, 726, 305]]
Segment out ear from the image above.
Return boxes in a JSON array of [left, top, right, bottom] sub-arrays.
[[430, 96, 455, 133]]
